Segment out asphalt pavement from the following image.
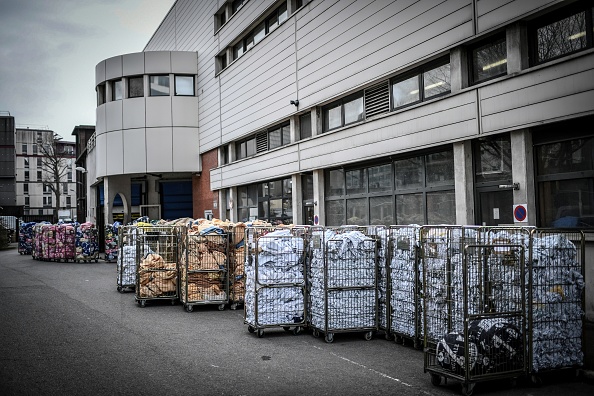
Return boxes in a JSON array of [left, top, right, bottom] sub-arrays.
[[0, 245, 592, 396]]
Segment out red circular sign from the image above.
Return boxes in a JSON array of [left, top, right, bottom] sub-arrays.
[[514, 205, 527, 222]]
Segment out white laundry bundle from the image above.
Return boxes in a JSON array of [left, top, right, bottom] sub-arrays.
[[389, 226, 420, 338], [244, 229, 305, 327]]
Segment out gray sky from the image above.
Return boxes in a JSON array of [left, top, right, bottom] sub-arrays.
[[0, 0, 175, 140]]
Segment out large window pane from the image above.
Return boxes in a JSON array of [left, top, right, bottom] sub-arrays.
[[424, 63, 451, 98], [283, 198, 292, 220], [128, 76, 143, 98], [299, 113, 312, 140], [278, 2, 288, 23], [258, 200, 269, 220], [347, 198, 368, 225], [302, 174, 314, 202], [246, 137, 256, 157], [113, 80, 123, 101], [150, 75, 170, 96], [370, 196, 393, 225], [268, 180, 283, 197], [425, 150, 454, 187], [472, 37, 507, 83], [253, 21, 266, 44], [269, 198, 283, 220], [269, 128, 281, 150], [537, 11, 586, 63], [396, 193, 424, 225], [283, 178, 292, 197], [536, 137, 593, 175], [475, 135, 513, 183], [248, 185, 258, 206], [539, 178, 594, 227], [344, 96, 364, 125], [369, 164, 392, 193], [326, 169, 344, 196], [175, 76, 194, 96], [238, 186, 248, 207], [346, 169, 367, 194], [282, 124, 291, 146], [326, 200, 345, 226], [392, 75, 420, 108], [325, 104, 342, 131], [395, 157, 423, 190], [427, 191, 456, 224]]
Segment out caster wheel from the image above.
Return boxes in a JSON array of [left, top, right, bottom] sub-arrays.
[[283, 326, 291, 332], [430, 373, 441, 386], [248, 325, 255, 333], [385, 333, 394, 341], [230, 303, 237, 310], [364, 331, 373, 341], [413, 340, 421, 350], [530, 374, 543, 387], [257, 329, 264, 338], [171, 300, 176, 306], [313, 329, 320, 338], [218, 304, 225, 311], [117, 286, 122, 293], [292, 327, 302, 336], [138, 300, 146, 308], [461, 382, 475, 396], [185, 304, 193, 313], [325, 333, 334, 343]]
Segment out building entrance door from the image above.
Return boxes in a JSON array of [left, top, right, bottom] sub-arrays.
[[477, 188, 514, 226]]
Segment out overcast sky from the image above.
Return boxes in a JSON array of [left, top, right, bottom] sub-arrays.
[[0, 0, 175, 140]]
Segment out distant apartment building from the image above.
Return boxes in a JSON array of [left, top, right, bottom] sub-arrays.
[[0, 113, 17, 210], [15, 128, 77, 219]]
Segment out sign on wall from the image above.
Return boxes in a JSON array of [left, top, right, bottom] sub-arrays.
[[513, 204, 528, 223]]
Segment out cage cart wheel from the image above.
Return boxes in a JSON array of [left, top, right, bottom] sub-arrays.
[[529, 374, 543, 387], [325, 333, 334, 343], [292, 327, 302, 336], [461, 382, 475, 396], [117, 286, 123, 293], [413, 339, 421, 350], [230, 303, 238, 310], [430, 373, 441, 386], [283, 326, 291, 332], [138, 300, 146, 308], [364, 331, 373, 341], [185, 304, 193, 313], [257, 329, 265, 338], [248, 325, 255, 333], [384, 333, 394, 341], [312, 329, 320, 338], [218, 304, 225, 311]]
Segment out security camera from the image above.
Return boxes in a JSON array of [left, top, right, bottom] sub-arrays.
[[290, 99, 299, 106]]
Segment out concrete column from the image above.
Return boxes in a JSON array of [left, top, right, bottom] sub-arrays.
[[313, 169, 324, 226], [453, 141, 475, 225], [506, 22, 529, 75], [450, 46, 468, 92], [313, 108, 322, 137], [510, 129, 536, 226], [292, 174, 302, 225]]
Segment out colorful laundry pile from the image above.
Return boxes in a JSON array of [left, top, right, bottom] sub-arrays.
[[56, 223, 76, 261], [18, 221, 36, 254], [104, 221, 121, 262], [76, 222, 99, 261]]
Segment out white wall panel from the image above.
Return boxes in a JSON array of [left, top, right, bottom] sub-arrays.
[[95, 133, 107, 178], [171, 51, 198, 73], [95, 61, 106, 86], [122, 98, 145, 130], [105, 100, 123, 132], [123, 52, 145, 76], [105, 131, 124, 175], [172, 97, 199, 127], [123, 128, 146, 174], [105, 55, 122, 81], [146, 127, 173, 173], [476, 0, 558, 33], [95, 106, 106, 135], [146, 96, 172, 127], [145, 51, 171, 73], [172, 127, 200, 172]]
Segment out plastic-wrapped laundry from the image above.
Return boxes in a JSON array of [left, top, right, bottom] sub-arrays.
[[436, 332, 479, 375]]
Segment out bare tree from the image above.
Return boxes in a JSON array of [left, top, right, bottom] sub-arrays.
[[37, 133, 71, 221]]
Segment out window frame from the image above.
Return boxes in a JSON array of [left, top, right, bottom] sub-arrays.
[[174, 75, 195, 96], [97, 83, 106, 106], [322, 91, 365, 132], [529, 2, 594, 66], [468, 33, 508, 85], [128, 76, 144, 98], [149, 74, 170, 97], [111, 79, 123, 101]]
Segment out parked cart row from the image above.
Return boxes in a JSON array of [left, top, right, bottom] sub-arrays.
[[27, 222, 99, 262]]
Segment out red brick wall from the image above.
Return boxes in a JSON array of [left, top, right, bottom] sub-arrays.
[[193, 149, 219, 219]]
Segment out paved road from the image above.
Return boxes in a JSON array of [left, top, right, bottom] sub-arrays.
[[0, 246, 591, 396]]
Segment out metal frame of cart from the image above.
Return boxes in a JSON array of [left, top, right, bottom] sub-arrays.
[[180, 230, 229, 312], [244, 226, 308, 337], [308, 226, 379, 343], [116, 225, 139, 293]]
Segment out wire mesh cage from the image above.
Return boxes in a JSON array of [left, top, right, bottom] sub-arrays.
[[56, 223, 76, 262], [308, 226, 378, 343], [135, 225, 179, 307], [117, 225, 141, 293], [32, 224, 45, 260], [104, 222, 121, 262], [527, 229, 585, 379], [18, 222, 36, 255], [387, 225, 421, 347], [41, 224, 58, 261], [179, 229, 229, 312], [424, 243, 527, 395], [75, 223, 99, 263], [224, 222, 247, 310], [244, 226, 307, 337], [366, 225, 390, 339]]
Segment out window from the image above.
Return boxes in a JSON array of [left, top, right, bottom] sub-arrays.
[[236, 136, 257, 160], [232, 0, 245, 14], [112, 79, 123, 100], [391, 58, 451, 110], [267, 123, 290, 150], [32, 144, 37, 155], [23, 183, 28, 194], [238, 178, 293, 225], [299, 112, 312, 140], [175, 76, 194, 96], [534, 118, 594, 228], [24, 171, 29, 181], [325, 148, 455, 226], [24, 158, 29, 168], [43, 185, 50, 194], [97, 83, 106, 106], [43, 196, 52, 207], [68, 172, 72, 182], [150, 75, 170, 96], [37, 157, 42, 168], [37, 171, 42, 181], [323, 92, 364, 132], [24, 197, 29, 207], [531, 2, 593, 65], [66, 196, 72, 206], [470, 35, 507, 84], [63, 183, 68, 194], [22, 144, 27, 154], [128, 76, 144, 98]]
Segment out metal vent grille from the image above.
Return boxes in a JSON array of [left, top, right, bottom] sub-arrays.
[[364, 81, 390, 119], [256, 132, 268, 153]]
